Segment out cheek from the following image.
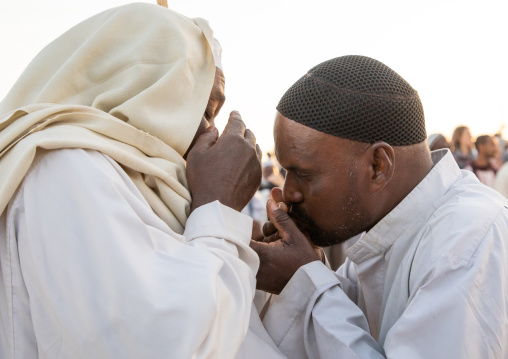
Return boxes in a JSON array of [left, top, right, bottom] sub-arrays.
[[305, 180, 347, 222]]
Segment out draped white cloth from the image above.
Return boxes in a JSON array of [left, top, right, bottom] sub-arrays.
[[0, 3, 217, 233], [262, 149, 508, 358], [0, 3, 284, 358], [0, 148, 284, 358]]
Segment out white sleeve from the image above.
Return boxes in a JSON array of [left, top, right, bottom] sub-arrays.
[[262, 261, 384, 359], [263, 216, 508, 359], [11, 149, 258, 359]]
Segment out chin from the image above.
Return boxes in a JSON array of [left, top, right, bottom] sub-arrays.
[[290, 213, 350, 247], [307, 224, 363, 247]]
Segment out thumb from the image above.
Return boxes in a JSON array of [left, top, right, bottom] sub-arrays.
[[193, 126, 219, 152], [271, 187, 283, 203], [266, 199, 299, 241]]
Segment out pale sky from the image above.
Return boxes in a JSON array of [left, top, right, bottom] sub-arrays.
[[1, 0, 507, 153]]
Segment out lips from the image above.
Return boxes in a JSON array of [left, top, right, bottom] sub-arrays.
[[288, 205, 313, 231]]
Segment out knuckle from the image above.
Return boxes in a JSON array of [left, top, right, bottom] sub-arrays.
[[230, 113, 244, 124], [263, 221, 274, 235], [273, 209, 289, 224]]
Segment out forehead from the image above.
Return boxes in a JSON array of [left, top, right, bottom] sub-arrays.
[[274, 113, 321, 158], [274, 112, 355, 167]]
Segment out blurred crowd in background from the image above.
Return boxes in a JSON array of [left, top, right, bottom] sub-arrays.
[[429, 125, 508, 197]]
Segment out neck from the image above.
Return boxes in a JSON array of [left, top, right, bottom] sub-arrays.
[[460, 144, 470, 154], [475, 154, 490, 167]]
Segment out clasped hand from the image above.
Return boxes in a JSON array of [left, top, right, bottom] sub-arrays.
[[186, 111, 262, 213], [250, 188, 322, 295]]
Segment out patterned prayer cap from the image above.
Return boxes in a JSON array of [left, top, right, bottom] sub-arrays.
[[276, 55, 426, 146]]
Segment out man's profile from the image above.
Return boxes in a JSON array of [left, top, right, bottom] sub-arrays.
[[252, 55, 508, 358]]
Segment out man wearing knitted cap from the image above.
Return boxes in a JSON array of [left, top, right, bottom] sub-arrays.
[[251, 55, 508, 358]]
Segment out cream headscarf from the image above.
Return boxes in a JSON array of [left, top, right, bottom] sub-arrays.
[[0, 3, 216, 234]]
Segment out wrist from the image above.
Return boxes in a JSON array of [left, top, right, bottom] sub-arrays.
[[190, 197, 215, 213]]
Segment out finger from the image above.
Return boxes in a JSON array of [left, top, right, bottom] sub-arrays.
[[277, 202, 288, 213], [256, 144, 262, 162], [222, 111, 246, 137], [266, 199, 300, 239], [244, 129, 256, 146], [250, 239, 268, 257], [190, 126, 219, 152], [262, 220, 277, 237], [271, 187, 284, 203], [263, 232, 280, 244], [262, 199, 287, 236]]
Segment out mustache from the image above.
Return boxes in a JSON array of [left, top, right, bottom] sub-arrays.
[[288, 204, 314, 229]]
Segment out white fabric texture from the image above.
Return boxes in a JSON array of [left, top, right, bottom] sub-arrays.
[[0, 148, 284, 358], [0, 3, 218, 234], [262, 149, 508, 358]]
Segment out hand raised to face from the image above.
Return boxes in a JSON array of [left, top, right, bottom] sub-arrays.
[[250, 199, 321, 295], [186, 111, 262, 213], [260, 187, 286, 240]]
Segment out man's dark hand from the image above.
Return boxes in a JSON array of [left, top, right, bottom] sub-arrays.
[[250, 199, 320, 295], [186, 111, 262, 213], [261, 187, 285, 239]]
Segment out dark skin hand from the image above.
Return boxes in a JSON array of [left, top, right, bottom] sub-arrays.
[[252, 220, 264, 242], [260, 187, 285, 239], [186, 111, 262, 213], [250, 198, 320, 295]]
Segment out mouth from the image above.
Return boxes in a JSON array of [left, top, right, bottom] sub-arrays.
[[288, 205, 314, 232]]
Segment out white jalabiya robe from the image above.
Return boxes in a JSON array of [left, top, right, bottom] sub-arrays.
[[0, 148, 284, 359], [263, 149, 508, 358]]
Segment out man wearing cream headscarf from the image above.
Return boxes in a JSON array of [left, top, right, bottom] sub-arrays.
[[0, 3, 283, 358]]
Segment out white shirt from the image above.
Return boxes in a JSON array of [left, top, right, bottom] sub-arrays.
[[262, 149, 508, 358], [0, 148, 284, 359]]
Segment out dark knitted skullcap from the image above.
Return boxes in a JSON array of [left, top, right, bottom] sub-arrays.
[[276, 55, 426, 145]]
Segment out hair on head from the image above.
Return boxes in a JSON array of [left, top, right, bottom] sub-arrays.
[[475, 135, 491, 150]]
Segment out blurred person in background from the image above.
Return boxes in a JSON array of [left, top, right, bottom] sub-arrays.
[[244, 154, 286, 242], [492, 130, 507, 170], [426, 133, 450, 151], [466, 135, 498, 187], [494, 160, 508, 198], [494, 138, 508, 198], [242, 191, 267, 241], [451, 125, 475, 168]]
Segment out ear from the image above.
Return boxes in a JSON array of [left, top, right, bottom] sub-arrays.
[[366, 141, 395, 191]]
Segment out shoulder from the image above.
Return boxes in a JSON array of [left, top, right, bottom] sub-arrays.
[[408, 179, 508, 296], [416, 174, 508, 266], [21, 148, 141, 200], [13, 148, 147, 219], [24, 148, 124, 186]]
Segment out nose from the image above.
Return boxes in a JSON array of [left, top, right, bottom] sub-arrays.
[[282, 173, 304, 204]]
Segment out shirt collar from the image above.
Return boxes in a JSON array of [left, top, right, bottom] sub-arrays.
[[346, 149, 461, 263]]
